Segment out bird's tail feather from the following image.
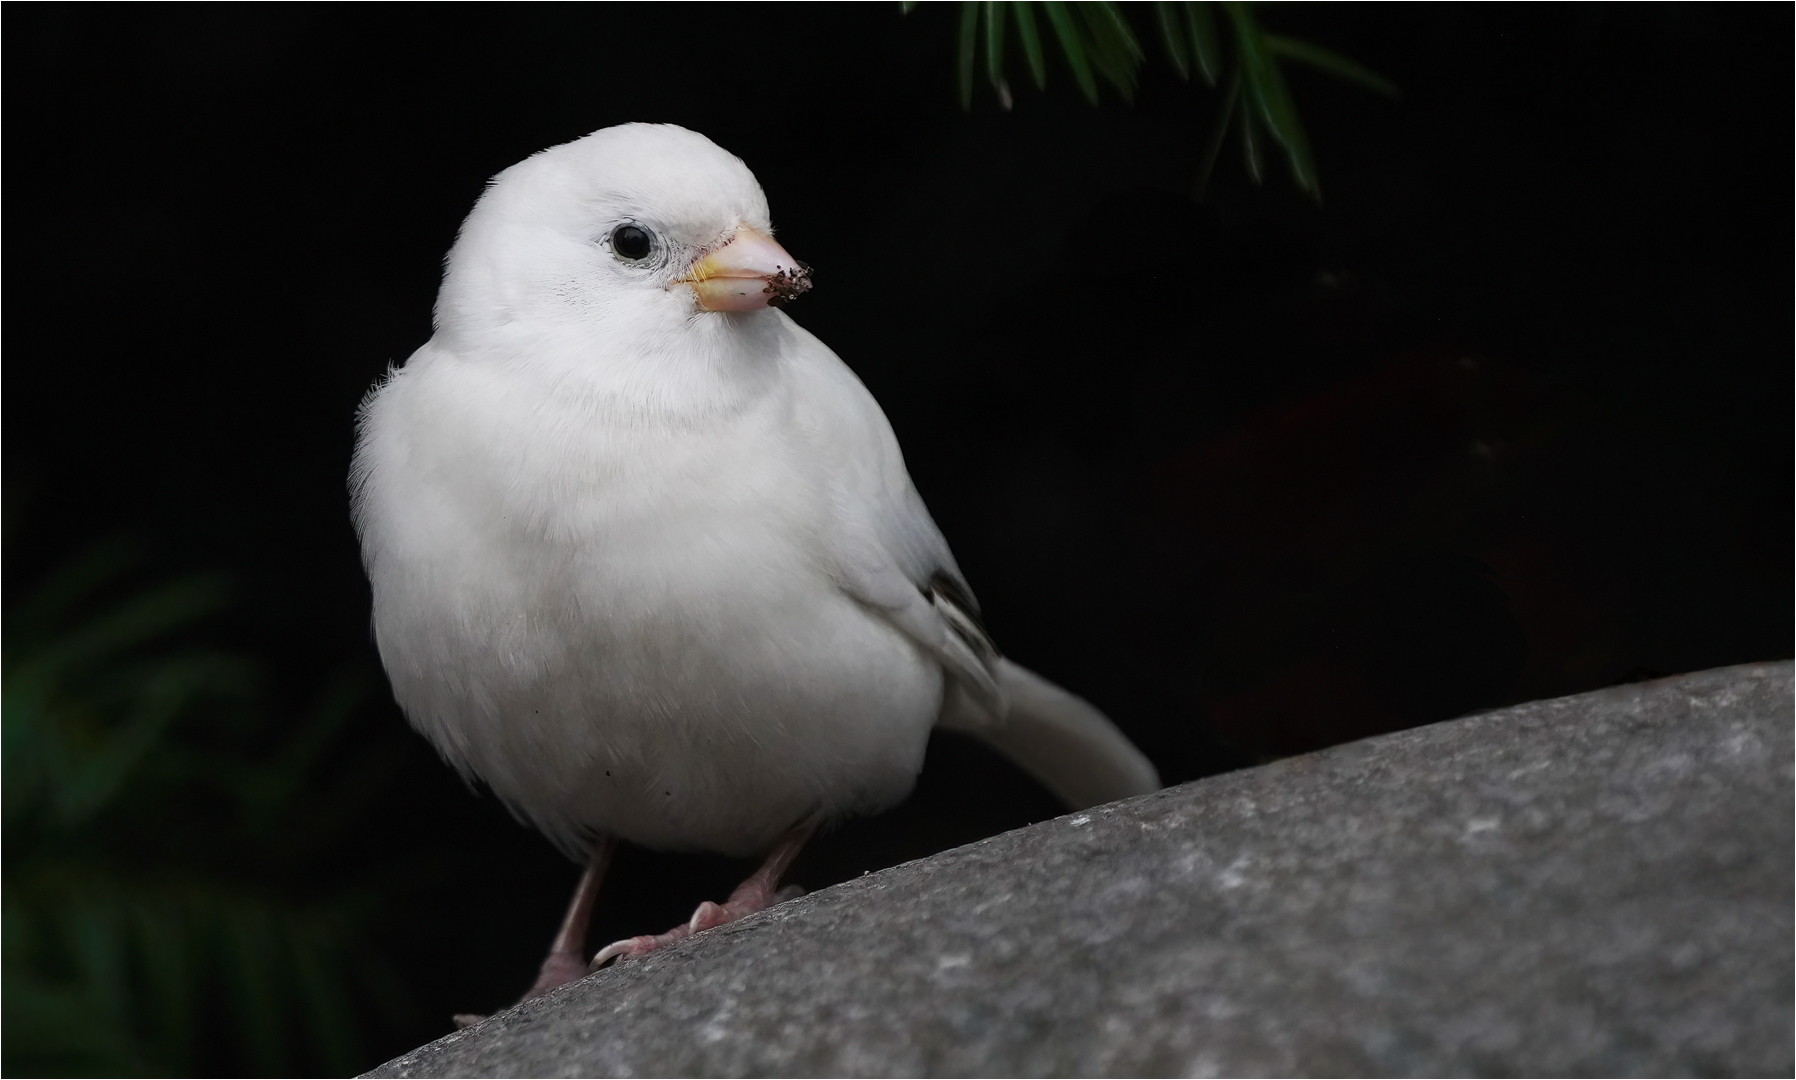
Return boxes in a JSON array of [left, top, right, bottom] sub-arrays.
[[942, 659, 1160, 810]]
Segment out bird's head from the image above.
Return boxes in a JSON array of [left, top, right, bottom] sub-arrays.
[[434, 124, 811, 360]]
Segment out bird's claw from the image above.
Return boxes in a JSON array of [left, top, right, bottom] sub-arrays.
[[590, 928, 689, 969], [589, 883, 806, 969]]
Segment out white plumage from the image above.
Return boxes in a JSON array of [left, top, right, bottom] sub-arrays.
[[352, 123, 1157, 997]]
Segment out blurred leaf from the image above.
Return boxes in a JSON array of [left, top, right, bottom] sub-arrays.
[[1191, 66, 1241, 200], [51, 653, 252, 825], [1084, 2, 1145, 64], [223, 906, 288, 1075], [1229, 2, 1317, 194], [1238, 78, 1265, 184], [19, 573, 230, 685], [985, 1, 1007, 91], [133, 897, 198, 1068], [1078, 2, 1143, 103], [910, 1, 1389, 195], [248, 664, 372, 815], [1269, 34, 1400, 97], [956, 1, 979, 110], [1041, 2, 1099, 104], [1187, 1, 1222, 85], [292, 918, 362, 1071], [3, 518, 408, 1077], [1154, 1, 1190, 79], [6, 536, 140, 641], [1013, 3, 1048, 89]]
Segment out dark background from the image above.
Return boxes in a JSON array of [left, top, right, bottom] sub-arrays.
[[6, 4, 1790, 1075]]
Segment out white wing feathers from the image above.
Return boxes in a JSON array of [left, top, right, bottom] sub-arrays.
[[837, 541, 1160, 811], [795, 313, 1159, 814], [829, 542, 1005, 716]]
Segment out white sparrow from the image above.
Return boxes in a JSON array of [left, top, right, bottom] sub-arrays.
[[351, 123, 1159, 1003]]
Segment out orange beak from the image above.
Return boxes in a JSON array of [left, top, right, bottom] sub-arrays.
[[682, 226, 813, 311]]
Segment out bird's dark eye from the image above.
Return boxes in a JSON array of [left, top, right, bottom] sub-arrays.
[[610, 224, 654, 262]]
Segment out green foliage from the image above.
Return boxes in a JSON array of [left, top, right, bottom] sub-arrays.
[[2, 534, 410, 1076], [906, 1, 1396, 197]]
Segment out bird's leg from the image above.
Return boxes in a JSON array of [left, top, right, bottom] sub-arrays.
[[590, 817, 818, 968], [684, 816, 816, 931], [452, 836, 618, 1028], [523, 836, 617, 998]]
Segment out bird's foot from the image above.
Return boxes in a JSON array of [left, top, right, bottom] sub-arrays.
[[587, 925, 693, 968], [522, 943, 596, 999], [590, 881, 804, 968], [455, 839, 618, 1028]]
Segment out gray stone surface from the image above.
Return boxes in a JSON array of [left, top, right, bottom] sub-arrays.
[[367, 661, 1794, 1078]]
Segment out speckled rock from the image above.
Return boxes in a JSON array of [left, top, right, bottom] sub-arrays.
[[366, 661, 1794, 1078]]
